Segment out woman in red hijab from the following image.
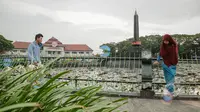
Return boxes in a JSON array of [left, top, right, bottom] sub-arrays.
[[154, 34, 178, 102]]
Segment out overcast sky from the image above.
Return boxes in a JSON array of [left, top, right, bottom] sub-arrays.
[[0, 0, 200, 54]]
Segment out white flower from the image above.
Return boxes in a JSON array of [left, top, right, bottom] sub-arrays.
[[16, 65, 26, 73], [28, 64, 35, 71], [4, 67, 12, 72], [194, 88, 200, 95], [37, 63, 44, 68]]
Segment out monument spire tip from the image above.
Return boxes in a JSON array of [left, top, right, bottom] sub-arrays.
[[135, 9, 137, 15]]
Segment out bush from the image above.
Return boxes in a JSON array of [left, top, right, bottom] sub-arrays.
[[0, 58, 127, 112]]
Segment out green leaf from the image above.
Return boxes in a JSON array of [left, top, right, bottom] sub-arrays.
[[6, 82, 30, 94], [78, 86, 102, 105], [102, 100, 128, 112], [0, 67, 14, 79], [35, 81, 67, 101], [83, 100, 114, 111], [112, 97, 128, 103], [0, 59, 126, 112], [4, 89, 23, 106], [6, 69, 37, 90], [84, 96, 103, 107], [0, 103, 40, 112], [76, 109, 85, 112], [54, 105, 84, 112], [31, 70, 71, 102], [31, 57, 61, 82], [62, 86, 97, 106], [1, 83, 30, 107]]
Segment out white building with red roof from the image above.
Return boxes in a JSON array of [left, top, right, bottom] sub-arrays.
[[10, 37, 93, 57]]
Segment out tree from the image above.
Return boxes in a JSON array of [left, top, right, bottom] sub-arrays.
[[0, 35, 14, 54], [100, 33, 200, 58], [116, 40, 132, 57], [139, 35, 162, 57]]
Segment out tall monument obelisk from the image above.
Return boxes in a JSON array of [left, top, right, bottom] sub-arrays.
[[132, 10, 141, 45], [130, 10, 141, 58], [130, 10, 154, 98], [132, 10, 154, 98], [134, 10, 139, 42]]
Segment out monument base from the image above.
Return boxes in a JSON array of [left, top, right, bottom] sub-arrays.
[[140, 90, 155, 98], [132, 41, 141, 46]]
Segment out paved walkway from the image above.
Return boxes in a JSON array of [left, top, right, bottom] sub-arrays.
[[108, 97, 200, 112]]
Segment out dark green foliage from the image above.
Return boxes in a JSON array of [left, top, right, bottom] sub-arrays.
[[101, 33, 200, 58], [0, 35, 14, 54]]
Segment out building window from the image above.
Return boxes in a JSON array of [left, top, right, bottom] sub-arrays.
[[86, 52, 89, 54], [72, 52, 77, 54], [58, 51, 61, 54], [20, 50, 26, 53], [79, 52, 84, 54], [48, 51, 51, 54], [65, 52, 70, 54]]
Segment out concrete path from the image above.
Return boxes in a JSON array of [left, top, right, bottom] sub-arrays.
[[108, 97, 200, 112]]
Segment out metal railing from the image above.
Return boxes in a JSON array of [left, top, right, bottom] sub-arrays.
[[0, 54, 200, 99]]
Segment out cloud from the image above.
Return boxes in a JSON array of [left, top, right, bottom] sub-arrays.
[[56, 11, 128, 25], [1, 0, 129, 32], [169, 16, 200, 34], [1, 0, 58, 21], [1, 0, 200, 54], [1, 0, 199, 37]]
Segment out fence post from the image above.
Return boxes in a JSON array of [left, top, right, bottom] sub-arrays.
[[140, 50, 155, 98]]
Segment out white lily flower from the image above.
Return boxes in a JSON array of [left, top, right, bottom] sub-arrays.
[[4, 66, 12, 72], [28, 64, 35, 71]]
